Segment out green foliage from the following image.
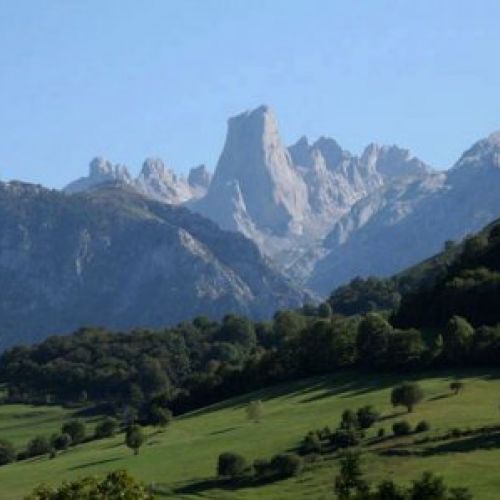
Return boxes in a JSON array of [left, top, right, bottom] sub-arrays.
[[246, 400, 264, 422], [301, 432, 322, 455], [450, 381, 465, 395], [51, 433, 72, 451], [415, 420, 431, 433], [61, 420, 86, 444], [410, 471, 447, 499], [148, 406, 172, 428], [25, 469, 153, 499], [331, 428, 362, 449], [125, 425, 145, 456], [334, 451, 368, 499], [386, 329, 425, 368], [356, 314, 392, 368], [269, 453, 303, 478], [318, 302, 333, 318], [95, 417, 118, 439], [27, 436, 51, 457], [442, 317, 474, 364], [392, 420, 412, 436], [301, 319, 357, 373], [0, 438, 15, 465], [217, 452, 247, 478], [329, 277, 401, 316], [340, 409, 359, 430], [391, 382, 424, 413], [356, 406, 380, 429], [394, 222, 500, 329]]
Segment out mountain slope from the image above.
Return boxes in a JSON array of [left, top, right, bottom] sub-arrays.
[[0, 182, 306, 348], [309, 132, 500, 294]]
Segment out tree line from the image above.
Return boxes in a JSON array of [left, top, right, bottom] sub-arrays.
[[0, 222, 499, 419]]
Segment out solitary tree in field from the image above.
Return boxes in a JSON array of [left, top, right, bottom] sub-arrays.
[[450, 381, 465, 395], [125, 425, 145, 456], [391, 382, 424, 413], [246, 400, 264, 423]]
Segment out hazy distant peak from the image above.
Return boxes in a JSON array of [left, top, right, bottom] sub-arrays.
[[488, 131, 500, 145], [454, 131, 500, 170], [188, 164, 212, 190]]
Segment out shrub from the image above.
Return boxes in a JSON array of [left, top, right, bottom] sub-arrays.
[[61, 420, 86, 444], [331, 429, 361, 449], [356, 405, 380, 429], [253, 458, 272, 478], [450, 381, 465, 395], [27, 436, 51, 457], [25, 470, 154, 499], [340, 409, 359, 430], [0, 439, 16, 465], [95, 417, 118, 439], [246, 400, 264, 422], [377, 428, 385, 438], [125, 425, 145, 456], [415, 420, 431, 433], [217, 452, 247, 478], [319, 426, 331, 439], [51, 433, 72, 451], [301, 432, 322, 455], [391, 382, 424, 412], [269, 453, 303, 478], [149, 406, 172, 428], [392, 420, 412, 436]]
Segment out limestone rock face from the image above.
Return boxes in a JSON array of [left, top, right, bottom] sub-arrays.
[[195, 106, 309, 236], [135, 157, 193, 204], [193, 105, 434, 277], [188, 164, 212, 197], [64, 157, 133, 193], [64, 158, 210, 204], [308, 133, 500, 294]]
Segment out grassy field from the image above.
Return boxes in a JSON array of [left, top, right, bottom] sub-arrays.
[[0, 404, 104, 451], [1, 369, 500, 498]]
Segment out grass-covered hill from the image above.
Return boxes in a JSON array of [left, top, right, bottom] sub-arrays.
[[1, 370, 500, 498]]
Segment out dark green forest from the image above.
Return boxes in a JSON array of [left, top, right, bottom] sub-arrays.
[[1, 219, 499, 423]]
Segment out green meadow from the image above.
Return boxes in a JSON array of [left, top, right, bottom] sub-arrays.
[[1, 370, 500, 499]]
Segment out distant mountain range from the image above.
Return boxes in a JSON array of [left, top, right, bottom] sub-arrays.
[[1, 105, 499, 347], [62, 105, 500, 294]]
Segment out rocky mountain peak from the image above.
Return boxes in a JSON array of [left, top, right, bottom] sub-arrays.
[[136, 158, 192, 203], [360, 144, 430, 180], [197, 105, 309, 235], [312, 137, 345, 169], [454, 131, 500, 171], [188, 164, 212, 191], [89, 157, 113, 178], [288, 136, 311, 167], [140, 157, 167, 178], [64, 157, 132, 193]]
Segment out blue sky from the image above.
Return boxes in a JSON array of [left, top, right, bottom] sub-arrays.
[[1, 0, 500, 188]]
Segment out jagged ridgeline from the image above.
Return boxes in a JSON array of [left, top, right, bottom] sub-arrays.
[[64, 106, 500, 296]]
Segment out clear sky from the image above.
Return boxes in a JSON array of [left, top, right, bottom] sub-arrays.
[[1, 0, 500, 188]]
